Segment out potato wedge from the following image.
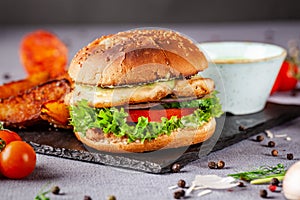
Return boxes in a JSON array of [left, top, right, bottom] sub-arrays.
[[41, 100, 72, 129], [0, 72, 50, 99], [0, 79, 71, 127]]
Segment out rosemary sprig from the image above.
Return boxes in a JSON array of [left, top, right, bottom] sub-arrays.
[[228, 163, 286, 183]]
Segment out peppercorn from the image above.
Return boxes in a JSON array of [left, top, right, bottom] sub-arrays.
[[173, 190, 185, 199], [3, 73, 11, 80], [84, 195, 92, 200], [268, 141, 275, 147], [107, 195, 116, 200], [239, 125, 246, 131], [237, 182, 245, 187], [171, 163, 181, 173], [271, 149, 278, 156], [177, 179, 186, 188], [208, 161, 216, 169], [51, 186, 60, 195], [287, 153, 294, 160], [270, 177, 279, 186], [256, 135, 264, 142], [217, 160, 225, 169], [260, 189, 268, 198]]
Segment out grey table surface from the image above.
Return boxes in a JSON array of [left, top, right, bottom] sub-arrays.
[[0, 22, 300, 200]]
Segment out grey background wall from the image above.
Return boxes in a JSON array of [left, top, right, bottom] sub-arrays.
[[1, 0, 300, 25]]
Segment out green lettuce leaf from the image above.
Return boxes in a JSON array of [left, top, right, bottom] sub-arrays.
[[69, 92, 223, 143]]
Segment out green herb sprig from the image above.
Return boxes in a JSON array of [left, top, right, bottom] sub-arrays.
[[34, 183, 51, 200], [228, 163, 286, 184]]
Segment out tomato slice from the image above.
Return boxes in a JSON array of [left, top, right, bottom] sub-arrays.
[[127, 108, 196, 122]]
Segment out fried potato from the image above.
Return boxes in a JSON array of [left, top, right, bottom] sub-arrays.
[[20, 30, 68, 78], [0, 72, 50, 99], [0, 79, 71, 127], [41, 100, 72, 129]]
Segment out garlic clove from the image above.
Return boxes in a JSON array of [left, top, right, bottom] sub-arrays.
[[283, 161, 300, 200]]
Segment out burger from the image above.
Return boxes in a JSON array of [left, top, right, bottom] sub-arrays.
[[65, 29, 222, 153]]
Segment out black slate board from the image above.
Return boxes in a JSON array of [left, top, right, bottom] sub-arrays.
[[17, 102, 300, 174]]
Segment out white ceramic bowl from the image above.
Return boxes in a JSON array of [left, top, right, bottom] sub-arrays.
[[198, 41, 287, 115]]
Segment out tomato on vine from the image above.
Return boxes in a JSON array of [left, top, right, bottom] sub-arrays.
[[0, 123, 22, 145], [0, 141, 36, 179], [0, 123, 36, 179]]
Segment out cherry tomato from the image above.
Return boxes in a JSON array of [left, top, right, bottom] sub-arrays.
[[0, 141, 36, 179], [271, 60, 299, 94], [270, 76, 280, 95], [0, 130, 22, 145], [20, 30, 68, 78], [127, 108, 196, 122]]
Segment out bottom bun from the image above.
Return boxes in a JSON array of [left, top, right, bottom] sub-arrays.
[[75, 118, 216, 153]]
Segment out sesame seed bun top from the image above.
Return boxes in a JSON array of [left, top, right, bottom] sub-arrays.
[[68, 29, 208, 87]]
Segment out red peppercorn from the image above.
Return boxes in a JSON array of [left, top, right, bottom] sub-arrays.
[[268, 184, 277, 192]]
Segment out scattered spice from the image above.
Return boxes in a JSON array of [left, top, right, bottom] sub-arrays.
[[51, 186, 60, 195], [256, 135, 264, 142], [197, 189, 212, 197], [107, 195, 116, 200], [268, 184, 277, 192], [237, 182, 246, 187], [177, 179, 186, 188], [217, 160, 225, 169], [238, 125, 246, 131], [270, 177, 280, 186], [3, 73, 11, 80], [168, 185, 178, 190], [208, 161, 216, 169], [84, 195, 92, 200], [171, 163, 181, 173], [268, 141, 276, 148], [274, 134, 287, 138], [173, 190, 185, 199], [271, 149, 278, 156], [260, 189, 268, 198], [287, 153, 294, 160], [265, 130, 274, 138]]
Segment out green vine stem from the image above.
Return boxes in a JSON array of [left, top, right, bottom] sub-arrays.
[[0, 122, 4, 130], [0, 138, 6, 152]]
